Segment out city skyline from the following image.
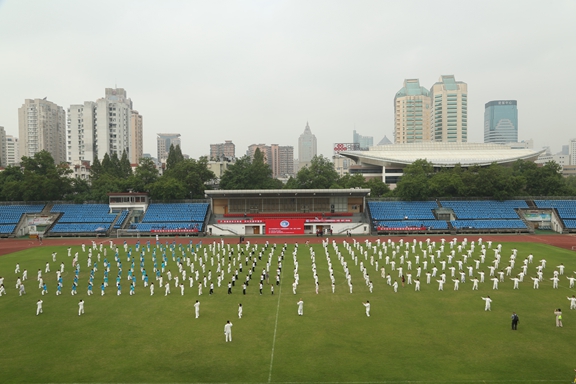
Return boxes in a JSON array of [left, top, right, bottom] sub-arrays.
[[0, 1, 574, 161]]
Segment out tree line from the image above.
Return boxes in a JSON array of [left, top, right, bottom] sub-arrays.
[[0, 147, 574, 202]]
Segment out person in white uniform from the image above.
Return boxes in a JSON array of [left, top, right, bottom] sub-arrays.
[[481, 296, 492, 311], [297, 299, 304, 316], [78, 299, 85, 316], [363, 301, 370, 317], [224, 320, 233, 342]]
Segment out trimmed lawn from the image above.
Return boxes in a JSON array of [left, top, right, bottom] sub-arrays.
[[0, 239, 575, 383]]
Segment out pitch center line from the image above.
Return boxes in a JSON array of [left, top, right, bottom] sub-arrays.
[[268, 255, 284, 383]]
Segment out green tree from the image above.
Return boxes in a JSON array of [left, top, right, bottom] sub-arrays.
[[166, 144, 185, 171], [289, 155, 340, 189], [164, 157, 216, 198], [119, 150, 133, 179], [19, 150, 73, 201], [365, 178, 390, 198], [148, 177, 188, 200], [428, 166, 465, 198], [0, 165, 24, 201], [394, 159, 433, 200], [337, 173, 367, 189], [131, 157, 159, 192], [475, 163, 524, 200], [220, 149, 281, 190]]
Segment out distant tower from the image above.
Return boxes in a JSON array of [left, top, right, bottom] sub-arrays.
[[157, 133, 181, 163], [484, 100, 518, 144], [298, 122, 317, 170], [130, 110, 144, 164], [352, 129, 373, 149], [0, 126, 5, 166], [394, 79, 432, 143], [430, 75, 468, 142], [19, 98, 67, 164]]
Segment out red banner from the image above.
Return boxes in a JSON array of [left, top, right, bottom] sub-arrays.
[[265, 219, 305, 235], [377, 226, 427, 231], [305, 219, 352, 223], [217, 220, 264, 224], [151, 229, 199, 233]]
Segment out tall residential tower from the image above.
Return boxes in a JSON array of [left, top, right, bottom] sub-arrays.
[[19, 98, 67, 164], [67, 88, 134, 163], [430, 75, 468, 143], [394, 79, 432, 143]]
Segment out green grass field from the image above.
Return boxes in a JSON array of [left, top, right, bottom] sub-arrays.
[[0, 238, 575, 383]]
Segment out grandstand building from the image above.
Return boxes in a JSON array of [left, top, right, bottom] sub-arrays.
[[206, 189, 371, 236], [340, 142, 545, 185]]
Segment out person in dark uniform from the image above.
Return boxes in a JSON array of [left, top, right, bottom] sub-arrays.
[[511, 312, 519, 330]]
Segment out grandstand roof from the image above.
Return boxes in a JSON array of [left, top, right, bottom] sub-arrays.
[[340, 142, 545, 168], [206, 189, 371, 198]]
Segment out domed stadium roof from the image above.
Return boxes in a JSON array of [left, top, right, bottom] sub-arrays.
[[340, 142, 545, 168]]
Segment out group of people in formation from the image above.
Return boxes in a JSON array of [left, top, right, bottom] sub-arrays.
[[2, 235, 575, 329]]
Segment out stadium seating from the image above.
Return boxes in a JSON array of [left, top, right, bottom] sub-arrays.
[[534, 200, 576, 229], [368, 201, 438, 220], [130, 203, 209, 232], [50, 204, 116, 234], [439, 200, 527, 219], [374, 220, 448, 230], [113, 210, 130, 229], [0, 205, 45, 234], [451, 220, 527, 230]]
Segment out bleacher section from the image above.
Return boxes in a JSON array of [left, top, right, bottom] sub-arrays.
[[114, 210, 130, 229], [534, 200, 576, 229], [440, 200, 527, 219], [374, 220, 448, 230], [451, 220, 527, 230], [369, 201, 437, 220], [368, 201, 447, 232], [49, 204, 116, 234], [0, 205, 45, 235], [129, 203, 209, 233], [440, 200, 528, 231]]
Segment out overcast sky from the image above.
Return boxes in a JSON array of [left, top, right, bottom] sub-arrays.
[[1, 0, 575, 161]]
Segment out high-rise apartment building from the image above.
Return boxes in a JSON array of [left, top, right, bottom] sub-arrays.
[[0, 126, 6, 167], [298, 122, 317, 169], [19, 98, 67, 164], [394, 79, 432, 143], [569, 138, 576, 166], [484, 100, 518, 144], [210, 140, 236, 160], [67, 101, 96, 162], [352, 130, 373, 149], [430, 75, 468, 142], [6, 135, 19, 166], [270, 144, 294, 179], [130, 110, 143, 164], [157, 133, 181, 162], [247, 143, 294, 178], [247, 143, 271, 162], [68, 88, 134, 163]]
